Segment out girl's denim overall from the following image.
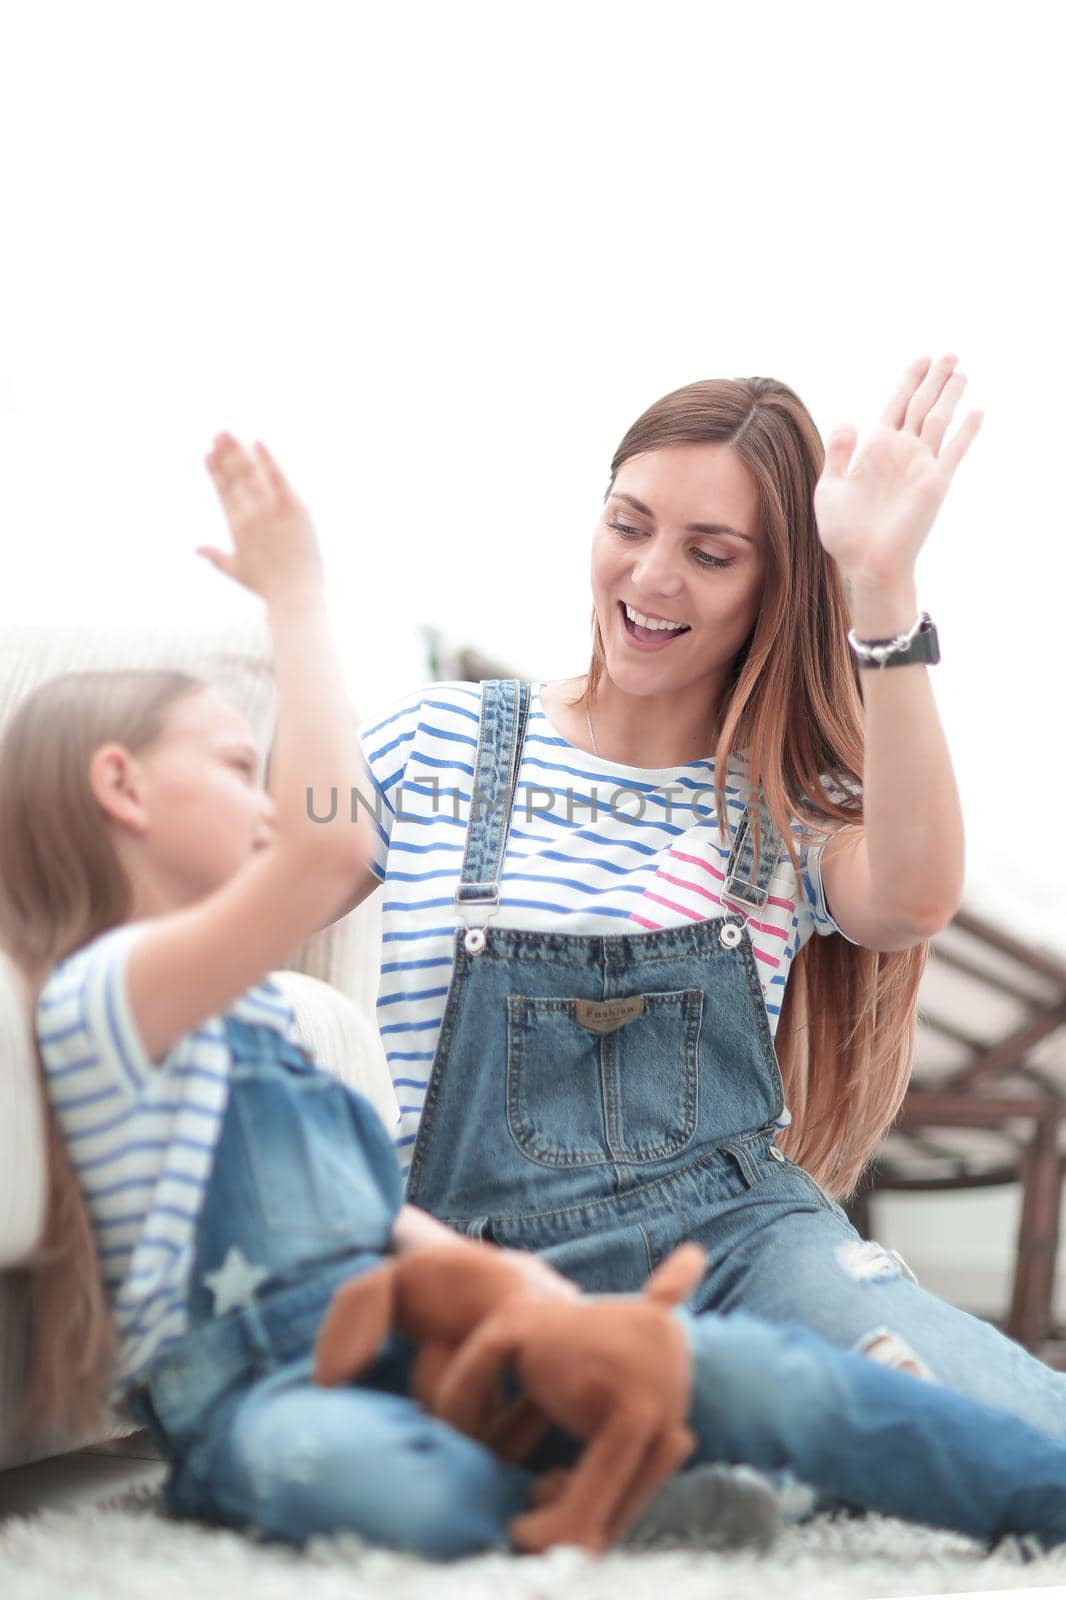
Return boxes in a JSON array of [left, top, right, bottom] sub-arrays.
[[122, 679, 1066, 1557], [125, 1015, 534, 1557]]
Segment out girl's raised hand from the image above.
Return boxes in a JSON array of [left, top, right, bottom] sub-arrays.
[[199, 432, 325, 607], [813, 354, 984, 587]]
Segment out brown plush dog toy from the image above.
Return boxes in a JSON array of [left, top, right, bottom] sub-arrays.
[[312, 1237, 707, 1555]]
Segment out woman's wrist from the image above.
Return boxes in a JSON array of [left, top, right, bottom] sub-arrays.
[[842, 570, 920, 640]]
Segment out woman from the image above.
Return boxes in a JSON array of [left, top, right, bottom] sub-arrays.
[[346, 353, 1066, 1438]]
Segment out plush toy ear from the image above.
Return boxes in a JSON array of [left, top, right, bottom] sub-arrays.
[[641, 1242, 707, 1307], [312, 1262, 397, 1386]]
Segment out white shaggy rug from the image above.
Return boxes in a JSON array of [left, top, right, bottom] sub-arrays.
[[4, 1468, 1066, 1600]]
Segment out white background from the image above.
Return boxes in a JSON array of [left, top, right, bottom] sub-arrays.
[[1, 0, 1062, 950], [2, 0, 1065, 1329]]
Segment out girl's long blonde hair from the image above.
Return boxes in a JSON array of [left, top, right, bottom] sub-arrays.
[[0, 668, 207, 1446], [573, 376, 928, 1196]]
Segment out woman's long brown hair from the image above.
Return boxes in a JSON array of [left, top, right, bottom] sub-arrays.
[[568, 376, 928, 1197], [0, 668, 207, 1445]]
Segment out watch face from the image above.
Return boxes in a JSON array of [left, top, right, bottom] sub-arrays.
[[918, 621, 940, 664], [893, 621, 936, 665]]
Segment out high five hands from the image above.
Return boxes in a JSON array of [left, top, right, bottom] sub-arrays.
[[199, 432, 325, 610], [813, 354, 984, 588]]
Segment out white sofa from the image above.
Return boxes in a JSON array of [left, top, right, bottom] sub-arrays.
[[0, 616, 397, 1471]]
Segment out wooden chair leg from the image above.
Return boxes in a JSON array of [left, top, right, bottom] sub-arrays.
[[1008, 1114, 1063, 1353]]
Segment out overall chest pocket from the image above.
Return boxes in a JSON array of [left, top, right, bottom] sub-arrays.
[[505, 988, 702, 1167]]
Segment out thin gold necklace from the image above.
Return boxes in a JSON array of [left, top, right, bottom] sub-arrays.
[[585, 690, 717, 765]]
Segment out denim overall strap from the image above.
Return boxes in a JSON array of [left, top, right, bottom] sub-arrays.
[[723, 789, 783, 910], [453, 678, 530, 955]]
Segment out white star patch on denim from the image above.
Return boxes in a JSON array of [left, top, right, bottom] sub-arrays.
[[202, 1245, 271, 1316]]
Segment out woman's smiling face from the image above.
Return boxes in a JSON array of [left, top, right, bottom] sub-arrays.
[[590, 441, 766, 698]]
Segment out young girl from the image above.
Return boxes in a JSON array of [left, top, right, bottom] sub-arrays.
[[348, 352, 1066, 1437], [8, 430, 1066, 1560]]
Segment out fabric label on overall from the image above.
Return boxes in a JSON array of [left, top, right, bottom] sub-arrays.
[[573, 996, 647, 1033]]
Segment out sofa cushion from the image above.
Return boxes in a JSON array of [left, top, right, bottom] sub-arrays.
[[271, 969, 399, 1133], [0, 950, 47, 1268], [0, 614, 277, 749]]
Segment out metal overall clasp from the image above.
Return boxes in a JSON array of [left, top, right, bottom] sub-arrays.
[[454, 884, 500, 955]]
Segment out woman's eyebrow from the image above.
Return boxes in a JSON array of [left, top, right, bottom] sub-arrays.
[[611, 491, 754, 542]]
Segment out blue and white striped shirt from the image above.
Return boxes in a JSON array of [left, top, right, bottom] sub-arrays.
[[357, 679, 857, 1188], [35, 921, 302, 1408]]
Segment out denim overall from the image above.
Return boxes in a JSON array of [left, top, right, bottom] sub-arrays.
[[118, 682, 1066, 1555], [404, 680, 1066, 1438], [124, 1014, 535, 1556], [404, 677, 808, 1289]]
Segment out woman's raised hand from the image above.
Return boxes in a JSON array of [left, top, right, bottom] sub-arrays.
[[199, 431, 325, 607], [813, 354, 984, 587]]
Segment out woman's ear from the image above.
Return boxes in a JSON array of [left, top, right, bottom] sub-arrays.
[[87, 743, 150, 832]]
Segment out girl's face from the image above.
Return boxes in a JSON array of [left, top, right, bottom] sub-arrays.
[[94, 687, 276, 907], [590, 441, 766, 698]]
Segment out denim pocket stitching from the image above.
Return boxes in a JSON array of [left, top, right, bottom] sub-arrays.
[[504, 999, 612, 1169], [505, 990, 702, 1168]]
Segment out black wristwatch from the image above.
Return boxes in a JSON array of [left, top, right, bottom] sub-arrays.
[[847, 611, 940, 669]]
